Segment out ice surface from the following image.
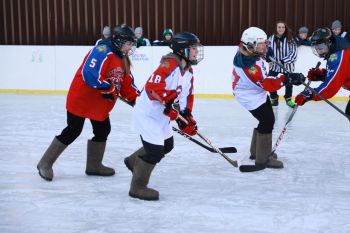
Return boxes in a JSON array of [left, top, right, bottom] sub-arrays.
[[0, 94, 350, 233]]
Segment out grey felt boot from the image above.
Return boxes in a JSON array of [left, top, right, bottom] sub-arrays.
[[37, 137, 67, 181], [255, 132, 283, 169], [129, 158, 159, 201], [249, 129, 258, 160], [85, 140, 115, 176]]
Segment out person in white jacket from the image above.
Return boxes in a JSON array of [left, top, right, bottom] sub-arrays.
[[232, 27, 303, 169], [124, 32, 204, 201]]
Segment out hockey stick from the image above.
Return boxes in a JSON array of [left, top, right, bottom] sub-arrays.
[[171, 127, 237, 153], [240, 62, 321, 172], [149, 90, 238, 167], [269, 56, 350, 121], [116, 95, 237, 154]]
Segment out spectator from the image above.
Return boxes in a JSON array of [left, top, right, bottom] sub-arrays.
[[135, 27, 151, 47], [153, 28, 174, 46], [331, 20, 350, 42], [95, 26, 111, 45], [294, 26, 312, 46]]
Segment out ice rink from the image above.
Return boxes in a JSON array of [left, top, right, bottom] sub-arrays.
[[1, 93, 350, 233]]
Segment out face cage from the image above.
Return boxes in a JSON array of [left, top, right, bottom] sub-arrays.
[[184, 44, 204, 65], [245, 40, 268, 56], [113, 38, 137, 56], [311, 42, 330, 58]]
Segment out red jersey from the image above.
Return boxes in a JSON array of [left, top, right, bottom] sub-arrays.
[[66, 44, 139, 121]]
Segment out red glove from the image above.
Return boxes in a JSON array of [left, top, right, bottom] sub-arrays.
[[307, 68, 326, 82], [295, 89, 313, 106], [101, 85, 116, 102], [176, 109, 197, 136], [162, 90, 178, 104], [163, 105, 179, 121]]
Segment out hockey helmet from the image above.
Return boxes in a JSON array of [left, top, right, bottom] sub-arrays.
[[241, 27, 268, 55], [310, 27, 332, 58], [170, 32, 204, 65], [111, 24, 136, 55]]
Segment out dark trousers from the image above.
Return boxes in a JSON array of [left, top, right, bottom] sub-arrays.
[[140, 136, 174, 165], [268, 70, 293, 100], [249, 96, 275, 134], [56, 111, 111, 145]]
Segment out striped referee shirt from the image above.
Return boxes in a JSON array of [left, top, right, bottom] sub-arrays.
[[268, 35, 297, 73]]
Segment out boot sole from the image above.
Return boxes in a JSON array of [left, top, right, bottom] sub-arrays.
[[85, 171, 115, 176], [129, 191, 159, 201], [37, 165, 53, 181]]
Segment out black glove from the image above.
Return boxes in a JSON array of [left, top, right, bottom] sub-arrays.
[[285, 73, 305, 86]]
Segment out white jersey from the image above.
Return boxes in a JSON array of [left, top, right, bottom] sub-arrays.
[[232, 56, 284, 111], [133, 54, 194, 145]]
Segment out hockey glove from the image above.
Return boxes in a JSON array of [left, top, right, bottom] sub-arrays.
[[285, 73, 305, 86], [295, 89, 313, 106], [101, 85, 116, 102], [176, 109, 197, 136], [307, 68, 326, 82], [163, 104, 179, 121]]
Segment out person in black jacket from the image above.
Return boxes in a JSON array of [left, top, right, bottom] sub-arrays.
[[295, 26, 312, 47]]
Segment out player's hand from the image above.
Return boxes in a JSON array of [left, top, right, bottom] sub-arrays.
[[176, 109, 197, 136], [295, 89, 313, 106], [285, 73, 305, 86], [307, 68, 326, 82], [163, 104, 179, 121]]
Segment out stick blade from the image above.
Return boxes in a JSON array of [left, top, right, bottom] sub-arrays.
[[218, 147, 237, 153], [239, 164, 266, 172]]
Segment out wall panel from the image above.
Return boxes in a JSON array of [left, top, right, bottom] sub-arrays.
[[1, 0, 349, 45]]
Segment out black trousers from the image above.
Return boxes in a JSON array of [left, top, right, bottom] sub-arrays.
[[56, 111, 111, 145], [139, 136, 174, 165], [268, 70, 293, 100], [249, 96, 275, 134]]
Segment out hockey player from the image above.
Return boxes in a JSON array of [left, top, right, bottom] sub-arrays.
[[295, 27, 350, 118], [232, 27, 304, 169], [124, 32, 204, 200], [37, 24, 140, 181]]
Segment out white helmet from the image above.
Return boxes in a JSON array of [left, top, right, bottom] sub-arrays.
[[241, 27, 267, 54]]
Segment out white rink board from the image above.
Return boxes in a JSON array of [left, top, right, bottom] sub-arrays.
[[0, 45, 349, 97]]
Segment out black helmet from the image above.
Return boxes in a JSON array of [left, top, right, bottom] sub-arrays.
[[310, 27, 333, 58], [311, 27, 332, 45], [170, 32, 204, 65], [111, 24, 136, 55]]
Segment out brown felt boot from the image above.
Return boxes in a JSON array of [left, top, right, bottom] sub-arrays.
[[124, 147, 146, 172], [249, 129, 258, 160], [129, 158, 159, 201], [85, 140, 115, 176], [37, 137, 67, 181], [255, 132, 283, 169]]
